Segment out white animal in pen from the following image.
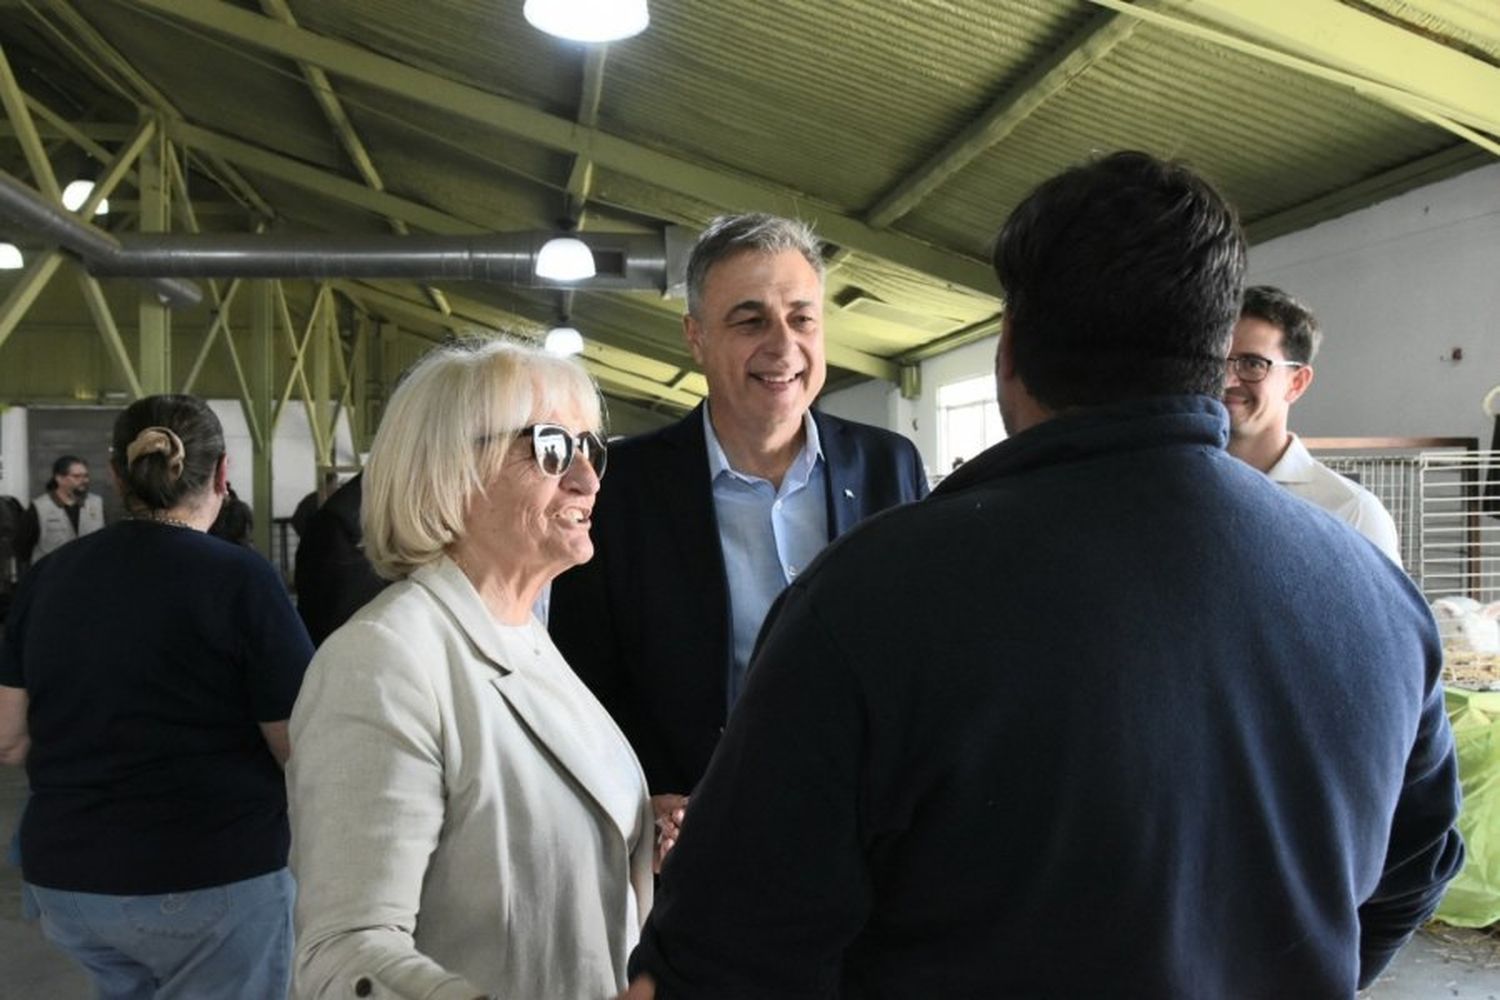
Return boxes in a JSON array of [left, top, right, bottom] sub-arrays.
[[1432, 597, 1500, 654]]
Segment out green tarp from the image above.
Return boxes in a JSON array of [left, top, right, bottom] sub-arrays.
[[1436, 687, 1500, 927]]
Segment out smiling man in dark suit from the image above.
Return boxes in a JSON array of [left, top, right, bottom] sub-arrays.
[[548, 213, 927, 842]]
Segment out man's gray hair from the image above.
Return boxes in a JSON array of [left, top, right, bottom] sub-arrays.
[[685, 213, 825, 319]]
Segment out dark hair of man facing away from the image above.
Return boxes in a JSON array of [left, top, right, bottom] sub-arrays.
[[623, 151, 1462, 1000], [994, 149, 1246, 408], [1240, 282, 1323, 364]]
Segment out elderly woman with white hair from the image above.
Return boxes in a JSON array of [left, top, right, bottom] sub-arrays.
[[287, 338, 653, 1000]]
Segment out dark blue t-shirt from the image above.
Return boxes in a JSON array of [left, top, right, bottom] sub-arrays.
[[0, 520, 314, 893]]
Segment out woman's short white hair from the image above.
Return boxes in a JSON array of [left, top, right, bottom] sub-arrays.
[[362, 335, 603, 580]]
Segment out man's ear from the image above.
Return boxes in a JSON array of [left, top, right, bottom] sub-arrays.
[[1285, 363, 1315, 405], [213, 453, 230, 496], [683, 312, 704, 366], [996, 314, 1017, 381]]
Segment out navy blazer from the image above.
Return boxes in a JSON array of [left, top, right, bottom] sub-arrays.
[[549, 403, 928, 794]]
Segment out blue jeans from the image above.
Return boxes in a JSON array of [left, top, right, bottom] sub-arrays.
[[27, 868, 294, 1000]]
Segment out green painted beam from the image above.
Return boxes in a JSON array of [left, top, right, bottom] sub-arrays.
[[137, 126, 171, 394], [45, 0, 274, 218], [256, 0, 450, 317], [896, 313, 1004, 364], [1167, 0, 1500, 138], [565, 48, 608, 223], [0, 44, 63, 202], [127, 0, 999, 297], [0, 251, 65, 355], [331, 280, 703, 411], [340, 278, 698, 381], [1089, 0, 1500, 156], [77, 274, 146, 399], [864, 9, 1136, 229], [164, 120, 487, 235], [248, 280, 275, 551], [0, 121, 139, 142], [181, 278, 243, 394], [1243, 144, 1494, 244]]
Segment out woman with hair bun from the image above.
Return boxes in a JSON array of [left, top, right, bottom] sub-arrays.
[[0, 393, 314, 999]]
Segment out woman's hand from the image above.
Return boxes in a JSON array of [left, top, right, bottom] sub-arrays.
[[618, 974, 657, 1000], [652, 793, 688, 873]]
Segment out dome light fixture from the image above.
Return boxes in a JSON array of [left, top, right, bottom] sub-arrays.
[[544, 325, 585, 357], [0, 242, 22, 270], [61, 179, 108, 216], [534, 235, 596, 282], [523, 0, 649, 43]]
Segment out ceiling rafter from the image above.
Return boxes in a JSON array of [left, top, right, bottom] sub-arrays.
[[564, 48, 608, 225], [37, 0, 275, 217], [0, 120, 137, 142], [1169, 0, 1500, 138], [1088, 0, 1500, 153], [348, 279, 709, 397], [256, 0, 452, 318], [1242, 143, 1493, 244], [331, 278, 704, 411], [165, 119, 485, 234], [862, 8, 1138, 230], [0, 41, 62, 201], [155, 119, 898, 382], [121, 0, 1000, 297]]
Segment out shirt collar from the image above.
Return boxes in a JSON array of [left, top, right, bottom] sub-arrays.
[[702, 403, 824, 486], [1265, 433, 1316, 485]]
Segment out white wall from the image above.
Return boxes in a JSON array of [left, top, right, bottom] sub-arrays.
[[209, 401, 357, 519], [1247, 162, 1500, 444], [819, 336, 994, 483], [0, 406, 29, 500], [821, 161, 1500, 470]]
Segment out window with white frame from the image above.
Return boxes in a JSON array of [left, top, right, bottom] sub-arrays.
[[937, 374, 1004, 475]]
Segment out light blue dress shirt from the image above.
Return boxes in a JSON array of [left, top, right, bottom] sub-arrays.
[[703, 405, 829, 710]]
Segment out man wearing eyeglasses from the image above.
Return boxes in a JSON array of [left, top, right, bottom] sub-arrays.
[[549, 213, 927, 851], [1224, 285, 1402, 563]]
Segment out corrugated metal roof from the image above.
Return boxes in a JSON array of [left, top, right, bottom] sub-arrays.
[[0, 0, 1495, 414]]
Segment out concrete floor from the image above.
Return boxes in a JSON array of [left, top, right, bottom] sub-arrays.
[[0, 766, 1497, 998]]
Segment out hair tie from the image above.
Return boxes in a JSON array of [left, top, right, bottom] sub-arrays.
[[125, 426, 186, 482]]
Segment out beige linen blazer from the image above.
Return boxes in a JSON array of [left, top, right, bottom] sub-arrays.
[[288, 557, 654, 1000]]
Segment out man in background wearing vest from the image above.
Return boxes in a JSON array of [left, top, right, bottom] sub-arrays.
[[19, 456, 105, 568]]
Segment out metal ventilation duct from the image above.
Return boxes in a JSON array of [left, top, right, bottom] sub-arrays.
[[0, 169, 202, 308], [94, 232, 670, 291], [0, 170, 676, 305]]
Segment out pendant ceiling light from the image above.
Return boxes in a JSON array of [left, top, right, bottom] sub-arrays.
[[0, 242, 22, 269], [534, 235, 596, 282], [61, 179, 108, 216], [544, 325, 585, 357], [523, 0, 649, 43]]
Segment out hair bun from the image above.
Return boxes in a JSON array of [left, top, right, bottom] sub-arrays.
[[125, 426, 186, 482]]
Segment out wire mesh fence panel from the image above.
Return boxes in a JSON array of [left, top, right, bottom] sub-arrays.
[[1416, 450, 1499, 607]]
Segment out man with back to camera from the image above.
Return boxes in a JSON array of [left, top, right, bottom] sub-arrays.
[[548, 213, 928, 846], [1225, 284, 1403, 564], [621, 152, 1463, 998], [19, 455, 104, 566]]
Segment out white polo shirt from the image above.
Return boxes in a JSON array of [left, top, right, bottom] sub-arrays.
[[1267, 434, 1403, 566]]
